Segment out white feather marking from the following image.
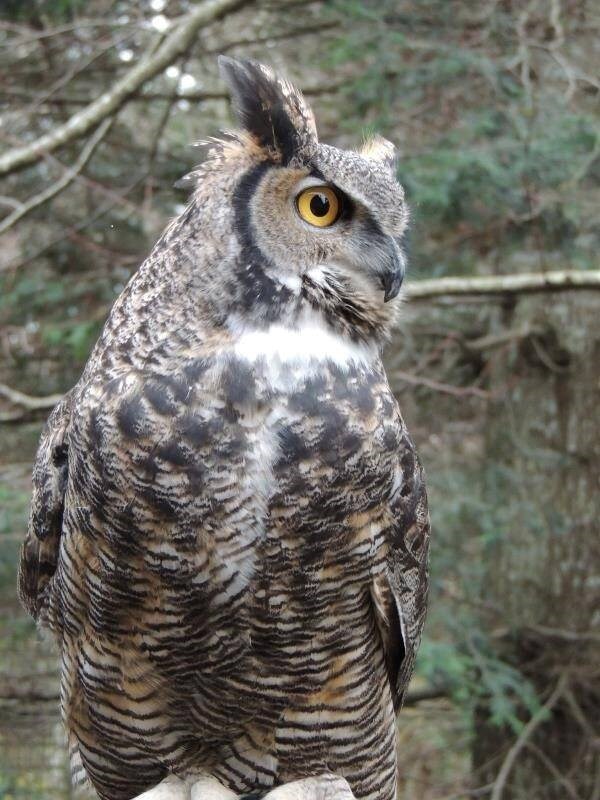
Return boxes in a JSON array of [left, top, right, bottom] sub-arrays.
[[232, 316, 375, 371]]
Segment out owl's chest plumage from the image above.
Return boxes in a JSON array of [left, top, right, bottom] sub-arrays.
[[56, 324, 400, 799]]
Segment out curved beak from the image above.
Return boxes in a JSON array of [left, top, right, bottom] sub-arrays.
[[381, 237, 405, 302]]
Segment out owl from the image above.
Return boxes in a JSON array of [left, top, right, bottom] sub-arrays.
[[18, 58, 430, 800]]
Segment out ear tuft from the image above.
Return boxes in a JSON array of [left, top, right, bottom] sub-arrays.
[[360, 135, 397, 173], [218, 56, 317, 163]]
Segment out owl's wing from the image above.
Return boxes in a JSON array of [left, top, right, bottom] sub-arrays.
[[18, 391, 72, 622], [372, 422, 430, 711]]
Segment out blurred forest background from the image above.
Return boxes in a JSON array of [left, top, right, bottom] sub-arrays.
[[0, 1, 599, 798]]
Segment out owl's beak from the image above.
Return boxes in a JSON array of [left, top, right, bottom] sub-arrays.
[[381, 238, 405, 302]]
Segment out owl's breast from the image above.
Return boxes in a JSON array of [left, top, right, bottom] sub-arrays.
[[223, 337, 401, 568], [234, 351, 400, 712]]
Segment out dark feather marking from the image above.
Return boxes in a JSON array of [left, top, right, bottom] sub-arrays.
[[219, 57, 300, 164], [232, 162, 293, 317], [144, 381, 179, 416], [220, 359, 257, 406], [116, 395, 146, 439]]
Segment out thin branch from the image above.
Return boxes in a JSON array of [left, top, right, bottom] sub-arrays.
[[563, 688, 599, 742], [393, 370, 491, 400], [521, 624, 600, 645], [0, 195, 24, 211], [0, 0, 251, 178], [402, 685, 450, 705], [524, 741, 583, 800], [2, 174, 146, 272], [464, 325, 542, 352], [0, 117, 113, 235], [0, 382, 63, 411], [490, 673, 569, 800], [19, 32, 136, 116], [3, 79, 346, 108], [212, 20, 339, 55], [405, 271, 600, 301]]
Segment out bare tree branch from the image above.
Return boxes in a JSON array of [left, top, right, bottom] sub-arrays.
[[0, 117, 113, 235], [0, 0, 251, 178], [490, 673, 569, 800], [392, 370, 491, 400], [405, 270, 600, 301], [2, 174, 146, 272], [524, 741, 583, 800], [0, 382, 64, 410]]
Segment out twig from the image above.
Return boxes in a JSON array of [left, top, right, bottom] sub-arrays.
[[19, 32, 135, 116], [2, 174, 145, 272], [464, 326, 541, 352], [393, 370, 491, 400], [0, 117, 113, 235], [405, 270, 600, 300], [0, 0, 252, 177], [522, 624, 600, 645], [563, 688, 600, 743], [524, 741, 582, 800], [490, 673, 569, 800]]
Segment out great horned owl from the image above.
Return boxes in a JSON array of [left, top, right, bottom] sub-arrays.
[[19, 58, 430, 800]]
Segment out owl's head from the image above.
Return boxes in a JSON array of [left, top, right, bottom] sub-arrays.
[[184, 58, 409, 344]]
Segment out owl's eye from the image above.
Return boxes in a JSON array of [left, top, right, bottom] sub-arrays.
[[295, 186, 342, 228]]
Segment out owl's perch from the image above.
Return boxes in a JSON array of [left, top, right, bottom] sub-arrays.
[[405, 269, 600, 300], [133, 774, 356, 800]]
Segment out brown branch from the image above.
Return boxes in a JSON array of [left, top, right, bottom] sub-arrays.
[[0, 117, 113, 235], [0, 0, 251, 178], [405, 270, 600, 301]]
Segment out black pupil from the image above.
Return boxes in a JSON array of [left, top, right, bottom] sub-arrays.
[[310, 193, 330, 217]]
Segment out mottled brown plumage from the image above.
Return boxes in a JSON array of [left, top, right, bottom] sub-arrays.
[[19, 58, 430, 800]]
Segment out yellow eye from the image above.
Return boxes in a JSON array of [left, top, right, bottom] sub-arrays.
[[295, 186, 341, 228]]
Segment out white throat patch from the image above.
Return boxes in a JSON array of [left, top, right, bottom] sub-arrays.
[[231, 315, 375, 370]]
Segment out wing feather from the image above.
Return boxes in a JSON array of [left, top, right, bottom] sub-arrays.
[[18, 391, 72, 623], [373, 420, 430, 710]]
